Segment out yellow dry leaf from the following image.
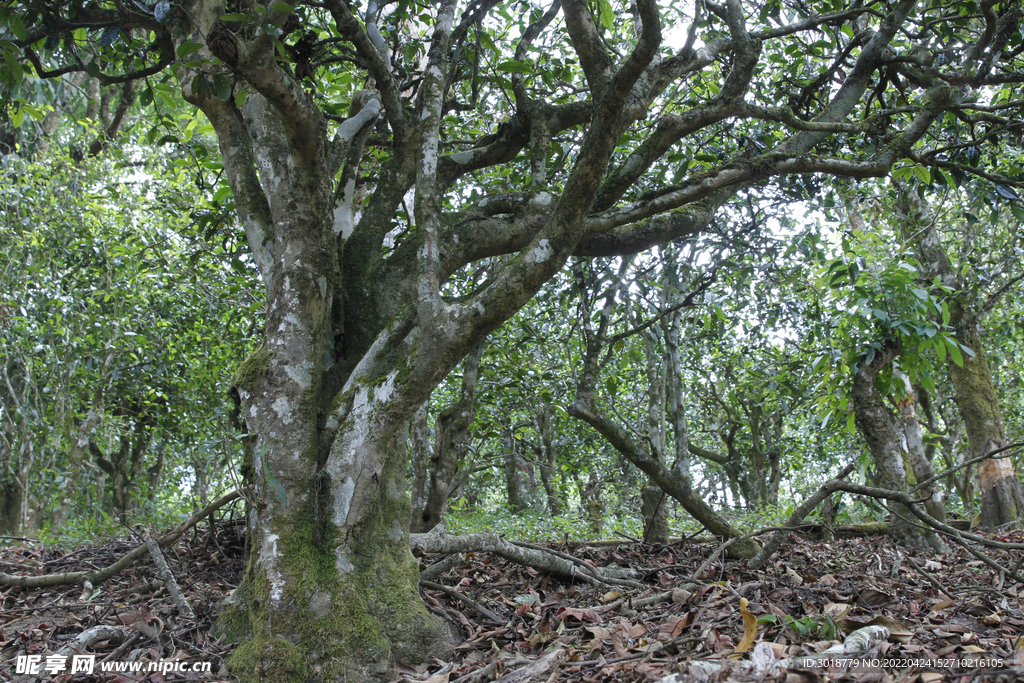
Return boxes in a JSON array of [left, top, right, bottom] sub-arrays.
[[603, 590, 621, 602], [735, 597, 758, 654], [919, 672, 944, 683], [960, 645, 985, 653], [929, 599, 955, 613]]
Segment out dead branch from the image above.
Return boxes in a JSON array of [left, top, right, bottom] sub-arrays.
[[411, 524, 645, 589], [0, 490, 242, 588], [747, 462, 857, 570], [144, 538, 194, 618], [421, 579, 503, 623], [13, 625, 125, 683]]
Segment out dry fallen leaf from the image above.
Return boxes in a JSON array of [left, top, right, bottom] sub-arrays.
[[784, 566, 804, 586], [733, 598, 758, 655]]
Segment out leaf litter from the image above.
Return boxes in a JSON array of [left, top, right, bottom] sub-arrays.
[[1, 522, 1022, 682]]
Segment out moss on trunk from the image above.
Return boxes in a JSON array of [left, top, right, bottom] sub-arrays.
[[223, 434, 453, 683], [949, 330, 1023, 526]]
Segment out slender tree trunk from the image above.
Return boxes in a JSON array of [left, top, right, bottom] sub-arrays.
[[412, 342, 484, 532], [409, 402, 431, 526], [582, 475, 605, 537], [896, 187, 1023, 526], [504, 430, 525, 515], [535, 403, 563, 516], [641, 327, 670, 542], [895, 371, 946, 524], [851, 344, 945, 551]]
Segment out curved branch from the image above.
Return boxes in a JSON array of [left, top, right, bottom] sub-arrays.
[[325, 0, 407, 136]]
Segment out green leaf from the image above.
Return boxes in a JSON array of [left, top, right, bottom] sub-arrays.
[[598, 0, 614, 30], [4, 51, 23, 85], [11, 106, 24, 129], [10, 16, 28, 41], [213, 74, 232, 100], [219, 12, 249, 21], [495, 59, 532, 73], [177, 42, 204, 58], [272, 2, 295, 13], [846, 411, 856, 434], [945, 337, 964, 367]]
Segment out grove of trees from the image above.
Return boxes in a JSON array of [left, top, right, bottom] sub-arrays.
[[3, 0, 1024, 681]]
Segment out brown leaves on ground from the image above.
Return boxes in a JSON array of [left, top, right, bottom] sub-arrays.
[[0, 522, 243, 681], [411, 531, 1024, 683], [1, 525, 1022, 683]]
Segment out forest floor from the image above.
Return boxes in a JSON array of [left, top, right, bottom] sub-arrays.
[[1, 518, 1022, 683]]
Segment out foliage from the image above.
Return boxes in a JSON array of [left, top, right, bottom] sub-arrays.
[[0, 145, 260, 540]]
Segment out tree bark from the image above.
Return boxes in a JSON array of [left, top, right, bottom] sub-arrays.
[[504, 430, 526, 515], [412, 343, 485, 532], [896, 187, 1024, 526], [850, 343, 945, 551], [894, 370, 946, 524]]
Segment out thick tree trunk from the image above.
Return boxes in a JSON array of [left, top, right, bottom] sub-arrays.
[[0, 479, 25, 535], [582, 476, 605, 537], [641, 485, 670, 544], [948, 330, 1023, 525]]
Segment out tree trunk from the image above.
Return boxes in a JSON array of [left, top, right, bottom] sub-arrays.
[[409, 402, 431, 526], [895, 371, 946, 524], [896, 185, 1023, 526], [412, 343, 484, 533], [641, 485, 670, 544], [948, 330, 1023, 525], [504, 431, 526, 515], [582, 476, 605, 537], [535, 403, 563, 516], [851, 344, 945, 551]]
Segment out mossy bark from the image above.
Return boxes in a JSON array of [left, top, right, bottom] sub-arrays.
[[896, 184, 1023, 527], [948, 330, 1024, 526], [224, 437, 452, 683]]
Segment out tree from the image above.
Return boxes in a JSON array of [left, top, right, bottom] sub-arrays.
[[892, 184, 1024, 526], [6, 0, 1024, 679]]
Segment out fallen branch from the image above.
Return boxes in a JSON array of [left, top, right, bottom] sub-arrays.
[[411, 525, 644, 589], [13, 625, 125, 683], [747, 462, 856, 570], [829, 481, 1024, 584], [144, 538, 194, 618], [421, 579, 503, 624], [0, 489, 242, 588]]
